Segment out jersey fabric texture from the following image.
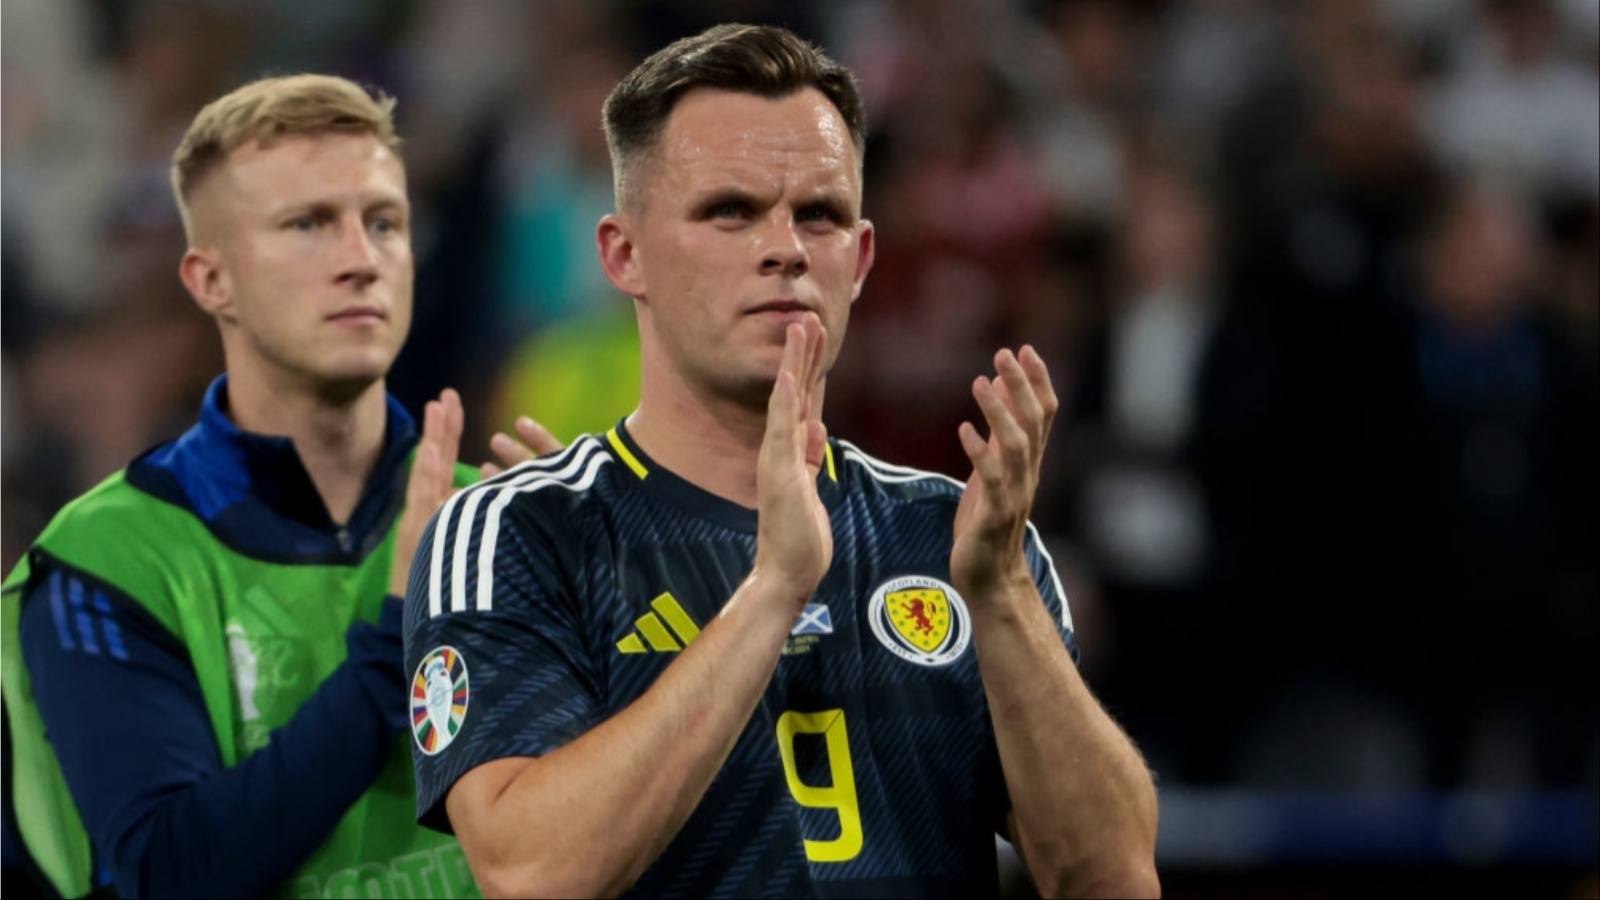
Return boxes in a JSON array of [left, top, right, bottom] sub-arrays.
[[1, 376, 477, 898], [405, 420, 1076, 898]]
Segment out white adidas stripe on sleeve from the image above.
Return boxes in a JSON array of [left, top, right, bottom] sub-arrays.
[[425, 438, 600, 618], [473, 449, 611, 613]]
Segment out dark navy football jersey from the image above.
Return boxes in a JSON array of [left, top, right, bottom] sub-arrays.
[[402, 420, 1076, 898]]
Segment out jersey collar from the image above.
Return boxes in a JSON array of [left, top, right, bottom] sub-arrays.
[[607, 418, 844, 534], [127, 375, 418, 563]]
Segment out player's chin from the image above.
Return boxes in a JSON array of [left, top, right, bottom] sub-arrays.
[[711, 360, 781, 409], [313, 347, 398, 390], [742, 311, 810, 343]]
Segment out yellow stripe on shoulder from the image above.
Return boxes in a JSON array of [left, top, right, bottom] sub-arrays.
[[606, 428, 648, 479]]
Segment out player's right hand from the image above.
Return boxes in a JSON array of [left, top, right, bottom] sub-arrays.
[[753, 314, 832, 600], [391, 388, 463, 596], [480, 416, 564, 478]]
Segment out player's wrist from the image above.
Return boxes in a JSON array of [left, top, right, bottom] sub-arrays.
[[742, 562, 818, 616], [953, 556, 1033, 604]]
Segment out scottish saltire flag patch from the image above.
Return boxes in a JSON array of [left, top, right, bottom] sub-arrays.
[[412, 646, 468, 755], [792, 602, 834, 636]]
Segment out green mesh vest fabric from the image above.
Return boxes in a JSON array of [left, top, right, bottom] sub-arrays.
[[2, 464, 481, 898]]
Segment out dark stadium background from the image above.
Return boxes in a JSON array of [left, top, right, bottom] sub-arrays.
[[2, 1, 1595, 896]]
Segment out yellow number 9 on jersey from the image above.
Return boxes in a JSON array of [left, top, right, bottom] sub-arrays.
[[775, 709, 863, 863]]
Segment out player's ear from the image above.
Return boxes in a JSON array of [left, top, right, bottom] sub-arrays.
[[849, 219, 875, 303], [597, 213, 646, 300], [179, 246, 233, 320]]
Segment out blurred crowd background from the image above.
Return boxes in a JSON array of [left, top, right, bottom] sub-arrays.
[[3, 0, 1596, 893]]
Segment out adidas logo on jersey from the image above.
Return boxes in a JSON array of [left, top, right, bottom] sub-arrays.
[[616, 592, 701, 653]]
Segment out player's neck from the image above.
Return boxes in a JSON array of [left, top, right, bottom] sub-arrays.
[[629, 373, 827, 511], [224, 363, 388, 525]]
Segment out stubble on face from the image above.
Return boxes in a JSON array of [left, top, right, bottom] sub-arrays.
[[628, 88, 871, 412]]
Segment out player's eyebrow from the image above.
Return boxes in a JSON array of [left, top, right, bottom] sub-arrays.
[[271, 201, 336, 222], [363, 196, 409, 216], [270, 192, 407, 218]]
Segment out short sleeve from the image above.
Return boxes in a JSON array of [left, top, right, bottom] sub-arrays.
[[401, 485, 602, 832], [1023, 522, 1079, 663]]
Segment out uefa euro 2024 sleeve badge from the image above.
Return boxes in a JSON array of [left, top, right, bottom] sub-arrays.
[[412, 646, 469, 755], [868, 575, 972, 666]]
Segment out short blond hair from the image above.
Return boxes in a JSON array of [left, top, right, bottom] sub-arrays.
[[170, 74, 400, 238]]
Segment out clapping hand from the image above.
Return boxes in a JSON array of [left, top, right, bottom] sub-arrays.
[[753, 314, 833, 601], [391, 388, 464, 596], [950, 346, 1058, 598]]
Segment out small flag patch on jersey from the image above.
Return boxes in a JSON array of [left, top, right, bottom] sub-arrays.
[[791, 603, 833, 636], [412, 646, 469, 755], [617, 593, 701, 653]]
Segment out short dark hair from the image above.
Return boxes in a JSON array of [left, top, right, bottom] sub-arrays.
[[602, 23, 865, 209]]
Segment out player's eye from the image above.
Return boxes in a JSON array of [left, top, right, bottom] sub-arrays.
[[285, 215, 319, 232], [705, 200, 751, 221], [370, 216, 401, 235], [796, 204, 841, 225]]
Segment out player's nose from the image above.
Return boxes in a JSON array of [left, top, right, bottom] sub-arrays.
[[333, 214, 380, 288], [758, 214, 808, 279]]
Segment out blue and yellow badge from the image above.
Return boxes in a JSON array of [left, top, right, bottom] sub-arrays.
[[412, 646, 469, 756], [868, 575, 971, 666]]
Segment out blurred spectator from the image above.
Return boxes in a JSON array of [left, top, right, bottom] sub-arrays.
[[1426, 0, 1600, 201], [491, 7, 630, 330], [1406, 183, 1598, 788], [1061, 157, 1231, 781], [1199, 2, 1444, 744]]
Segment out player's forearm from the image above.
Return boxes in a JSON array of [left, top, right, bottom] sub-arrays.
[[126, 661, 398, 897], [968, 572, 1160, 899], [452, 569, 798, 898], [20, 577, 399, 898]]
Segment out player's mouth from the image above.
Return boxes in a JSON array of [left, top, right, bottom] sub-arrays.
[[745, 300, 815, 324], [326, 305, 388, 325]]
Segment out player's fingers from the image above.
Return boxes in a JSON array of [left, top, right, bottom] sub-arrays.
[[409, 400, 441, 499], [489, 432, 536, 468], [772, 323, 805, 423], [417, 399, 442, 451], [958, 419, 986, 464], [420, 398, 440, 442], [421, 395, 459, 500], [995, 349, 1044, 444], [804, 419, 828, 474], [514, 416, 564, 456], [974, 376, 1029, 474], [804, 314, 826, 396], [480, 461, 503, 479], [995, 353, 1047, 473], [439, 388, 464, 468], [958, 420, 1004, 490], [780, 321, 806, 383], [764, 370, 800, 456], [413, 441, 442, 504], [1018, 345, 1059, 423]]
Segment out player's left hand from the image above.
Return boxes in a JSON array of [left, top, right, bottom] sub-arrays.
[[950, 346, 1058, 598]]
